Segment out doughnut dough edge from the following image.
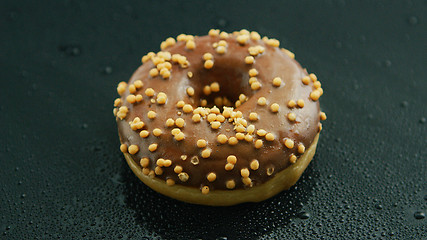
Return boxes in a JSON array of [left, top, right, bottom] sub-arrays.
[[123, 133, 319, 206]]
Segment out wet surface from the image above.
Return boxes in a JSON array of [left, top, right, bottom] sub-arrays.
[[1, 0, 426, 239]]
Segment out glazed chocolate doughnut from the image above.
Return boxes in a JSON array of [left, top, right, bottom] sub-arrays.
[[113, 29, 326, 206]]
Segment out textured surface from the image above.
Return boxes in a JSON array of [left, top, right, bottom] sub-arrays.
[[1, 0, 426, 239]]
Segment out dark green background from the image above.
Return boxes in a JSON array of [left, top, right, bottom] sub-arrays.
[[1, 1, 426, 239]]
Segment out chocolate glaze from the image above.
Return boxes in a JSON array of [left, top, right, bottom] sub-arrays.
[[116, 34, 320, 191]]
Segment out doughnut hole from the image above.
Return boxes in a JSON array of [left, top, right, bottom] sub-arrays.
[[190, 63, 254, 109]]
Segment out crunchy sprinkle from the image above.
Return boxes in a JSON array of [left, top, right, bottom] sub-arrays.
[[128, 84, 136, 94], [257, 129, 267, 137], [163, 159, 172, 167], [302, 76, 310, 85], [148, 143, 158, 152], [216, 46, 226, 54], [242, 177, 252, 186], [217, 134, 228, 144], [155, 166, 163, 175], [219, 32, 229, 39], [190, 156, 199, 165], [113, 98, 121, 107], [250, 159, 259, 170], [174, 132, 185, 141], [267, 167, 274, 176], [175, 118, 185, 128], [178, 172, 189, 182], [126, 94, 136, 103], [283, 138, 294, 149], [201, 186, 209, 194], [310, 90, 321, 101], [272, 77, 282, 87], [207, 172, 217, 182], [203, 85, 212, 95], [257, 97, 267, 106], [186, 87, 195, 96], [240, 168, 250, 178], [320, 112, 327, 120], [120, 143, 128, 153], [149, 68, 159, 77], [192, 113, 201, 122], [287, 112, 296, 121], [203, 53, 213, 60], [133, 80, 144, 89], [290, 154, 297, 164], [250, 31, 261, 40], [226, 180, 235, 189], [298, 144, 306, 154], [228, 137, 238, 145], [197, 139, 207, 148], [174, 165, 183, 173], [153, 128, 163, 137], [245, 56, 255, 64], [135, 94, 143, 102], [225, 163, 234, 171], [235, 132, 244, 140], [171, 128, 181, 136], [139, 130, 149, 138], [309, 73, 317, 82], [147, 110, 157, 119], [227, 155, 237, 164], [117, 82, 127, 95], [165, 118, 175, 127], [204, 59, 214, 69], [265, 133, 275, 141], [249, 112, 258, 121], [156, 92, 167, 104], [211, 121, 221, 129], [166, 179, 175, 186], [254, 139, 263, 149], [281, 48, 295, 59], [145, 88, 155, 97], [208, 29, 220, 36], [251, 81, 261, 90], [186, 40, 196, 50], [140, 157, 149, 168], [210, 82, 220, 92], [249, 77, 257, 85], [297, 99, 305, 108], [183, 104, 193, 113], [249, 68, 258, 77], [237, 34, 249, 45], [270, 103, 279, 112], [201, 148, 212, 158]]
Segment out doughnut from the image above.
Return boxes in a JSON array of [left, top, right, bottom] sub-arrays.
[[113, 29, 326, 206]]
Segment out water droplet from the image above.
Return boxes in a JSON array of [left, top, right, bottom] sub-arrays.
[[414, 211, 425, 220], [58, 44, 82, 56], [217, 18, 228, 27], [104, 66, 113, 74], [408, 16, 418, 25], [299, 212, 310, 219], [419, 117, 426, 124], [401, 101, 408, 107]]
